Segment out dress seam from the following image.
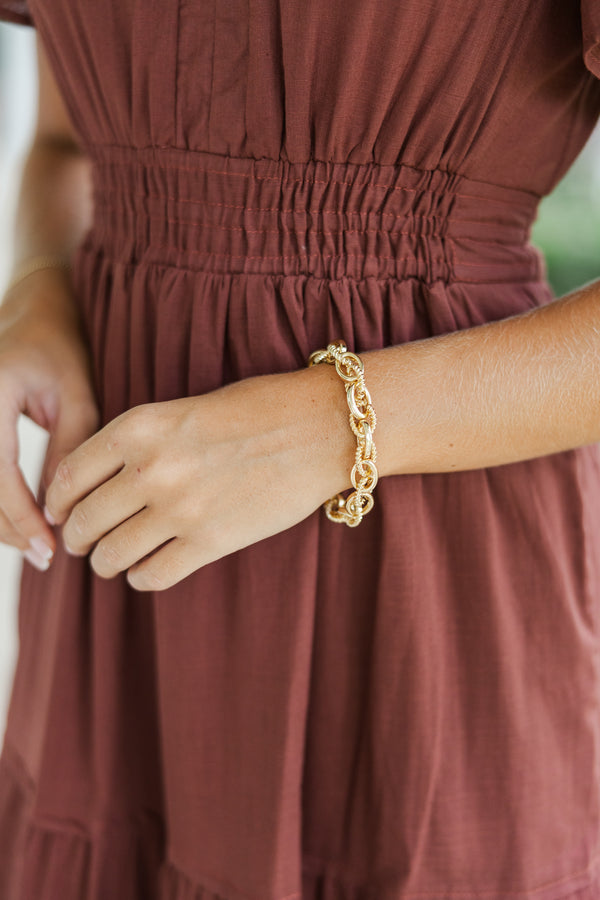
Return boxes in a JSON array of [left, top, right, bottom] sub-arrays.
[[2, 681, 597, 899], [300, 853, 600, 900], [1, 738, 36, 794], [91, 156, 537, 206], [0, 742, 299, 900], [166, 857, 301, 900], [84, 141, 543, 200], [0, 738, 163, 838], [73, 241, 547, 286], [92, 195, 527, 239]]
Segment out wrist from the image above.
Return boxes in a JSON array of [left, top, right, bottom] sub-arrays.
[[297, 360, 363, 502]]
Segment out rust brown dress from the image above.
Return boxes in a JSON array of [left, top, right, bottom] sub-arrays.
[[1, 1, 600, 898]]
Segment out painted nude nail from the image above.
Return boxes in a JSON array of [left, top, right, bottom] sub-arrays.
[[29, 536, 54, 562], [23, 548, 51, 572]]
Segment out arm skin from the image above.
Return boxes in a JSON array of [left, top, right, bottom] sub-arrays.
[[10, 35, 92, 272], [301, 277, 600, 491]]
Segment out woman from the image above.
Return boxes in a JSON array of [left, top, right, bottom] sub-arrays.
[[0, 0, 599, 897]]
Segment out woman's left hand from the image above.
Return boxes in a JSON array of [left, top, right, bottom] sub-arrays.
[[42, 366, 355, 591]]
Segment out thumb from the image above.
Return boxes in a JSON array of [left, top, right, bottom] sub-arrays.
[[39, 397, 100, 503]]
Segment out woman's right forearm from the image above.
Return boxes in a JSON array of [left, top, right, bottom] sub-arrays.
[[9, 136, 93, 276]]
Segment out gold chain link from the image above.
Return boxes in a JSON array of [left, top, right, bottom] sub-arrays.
[[307, 339, 378, 527]]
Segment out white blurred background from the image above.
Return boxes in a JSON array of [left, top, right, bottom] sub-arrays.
[[0, 20, 599, 744]]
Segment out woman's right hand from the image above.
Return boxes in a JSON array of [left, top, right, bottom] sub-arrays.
[[0, 266, 100, 570]]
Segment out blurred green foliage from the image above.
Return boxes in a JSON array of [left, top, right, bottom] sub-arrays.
[[531, 125, 600, 298]]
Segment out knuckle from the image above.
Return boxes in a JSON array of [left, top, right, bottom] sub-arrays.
[[10, 509, 35, 532], [105, 406, 152, 452], [105, 434, 120, 453], [125, 404, 153, 436], [105, 420, 126, 453], [70, 504, 88, 535], [55, 459, 73, 489], [101, 542, 123, 567]]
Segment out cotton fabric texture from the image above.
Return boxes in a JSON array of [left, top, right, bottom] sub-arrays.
[[1, 1, 600, 898]]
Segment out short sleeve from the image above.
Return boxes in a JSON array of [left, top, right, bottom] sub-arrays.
[[582, 0, 600, 78], [0, 0, 34, 27]]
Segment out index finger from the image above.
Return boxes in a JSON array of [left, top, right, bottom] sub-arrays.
[[44, 421, 124, 526], [0, 399, 56, 553]]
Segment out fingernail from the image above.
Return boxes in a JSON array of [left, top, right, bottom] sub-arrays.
[[43, 506, 57, 525], [29, 536, 54, 562], [23, 548, 51, 572]]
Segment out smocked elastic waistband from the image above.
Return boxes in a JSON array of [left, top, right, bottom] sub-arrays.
[[87, 144, 545, 283]]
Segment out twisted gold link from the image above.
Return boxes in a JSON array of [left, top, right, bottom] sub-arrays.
[[356, 419, 373, 458], [307, 339, 378, 526]]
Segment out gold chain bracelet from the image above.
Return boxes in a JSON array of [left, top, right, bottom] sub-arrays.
[[3, 254, 72, 299], [307, 339, 378, 527]]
